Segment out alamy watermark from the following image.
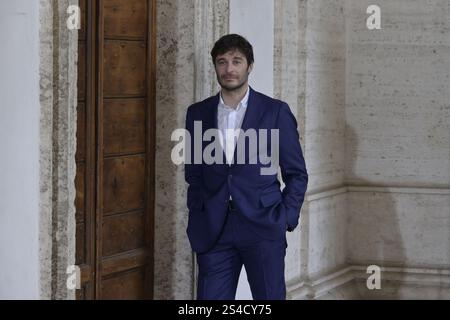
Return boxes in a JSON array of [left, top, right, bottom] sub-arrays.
[[67, 4, 381, 32], [66, 265, 81, 290], [66, 5, 81, 30], [171, 122, 279, 175], [366, 265, 381, 290], [367, 5, 382, 30]]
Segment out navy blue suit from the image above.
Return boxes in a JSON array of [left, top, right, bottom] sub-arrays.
[[185, 87, 308, 299]]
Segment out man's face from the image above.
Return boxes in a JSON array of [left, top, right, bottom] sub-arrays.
[[214, 49, 253, 92]]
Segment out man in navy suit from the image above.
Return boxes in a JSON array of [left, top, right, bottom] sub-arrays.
[[184, 34, 308, 300]]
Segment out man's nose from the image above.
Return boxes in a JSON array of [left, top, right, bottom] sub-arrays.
[[225, 62, 235, 73]]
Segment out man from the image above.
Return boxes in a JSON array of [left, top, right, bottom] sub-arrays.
[[184, 34, 308, 300]]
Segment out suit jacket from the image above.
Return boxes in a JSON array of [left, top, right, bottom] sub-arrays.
[[184, 87, 308, 253]]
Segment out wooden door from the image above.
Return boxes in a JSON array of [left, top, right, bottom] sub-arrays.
[[75, 0, 156, 299]]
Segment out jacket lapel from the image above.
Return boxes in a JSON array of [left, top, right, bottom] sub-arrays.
[[239, 87, 264, 136], [231, 87, 265, 170]]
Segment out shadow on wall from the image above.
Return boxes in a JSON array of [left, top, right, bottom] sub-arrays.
[[345, 125, 406, 299]]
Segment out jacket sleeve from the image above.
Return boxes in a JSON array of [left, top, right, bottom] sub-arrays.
[[184, 106, 204, 212], [277, 102, 308, 231]]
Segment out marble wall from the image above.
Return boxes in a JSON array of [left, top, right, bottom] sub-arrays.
[[302, 0, 347, 292], [279, 0, 450, 299], [275, 0, 349, 299], [304, 0, 347, 193], [344, 0, 450, 298], [345, 0, 450, 187]]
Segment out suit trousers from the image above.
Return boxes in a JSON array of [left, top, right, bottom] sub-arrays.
[[196, 203, 287, 300]]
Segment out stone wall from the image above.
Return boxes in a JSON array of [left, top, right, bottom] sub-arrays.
[[154, 0, 229, 299], [277, 0, 450, 299], [345, 0, 450, 299], [38, 0, 78, 299], [275, 0, 349, 299]]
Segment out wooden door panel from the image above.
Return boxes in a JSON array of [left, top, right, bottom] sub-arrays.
[[76, 282, 94, 300], [102, 156, 145, 215], [76, 0, 155, 300], [76, 103, 86, 161], [79, 0, 87, 41], [75, 154, 90, 268], [103, 99, 146, 156], [77, 43, 86, 100], [101, 248, 148, 275], [101, 211, 146, 256], [76, 222, 86, 264], [101, 268, 146, 300], [75, 162, 85, 222], [103, 40, 147, 97], [104, 0, 148, 39]]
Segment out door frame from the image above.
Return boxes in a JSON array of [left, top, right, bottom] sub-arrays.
[[37, 0, 157, 299]]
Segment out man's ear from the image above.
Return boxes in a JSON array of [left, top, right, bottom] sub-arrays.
[[248, 63, 253, 74]]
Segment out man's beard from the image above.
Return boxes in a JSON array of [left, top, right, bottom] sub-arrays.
[[217, 74, 249, 92]]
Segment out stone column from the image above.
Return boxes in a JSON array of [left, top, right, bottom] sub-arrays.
[[274, 0, 348, 299], [194, 0, 229, 100], [38, 0, 78, 300], [274, 0, 308, 296], [154, 0, 229, 299]]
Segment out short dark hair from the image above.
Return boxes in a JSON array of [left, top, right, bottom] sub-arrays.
[[211, 34, 254, 67]]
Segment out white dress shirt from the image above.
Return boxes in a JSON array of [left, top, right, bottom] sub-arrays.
[[217, 87, 249, 201], [217, 87, 249, 165]]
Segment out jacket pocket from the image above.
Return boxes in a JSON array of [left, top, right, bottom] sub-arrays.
[[259, 190, 282, 208]]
